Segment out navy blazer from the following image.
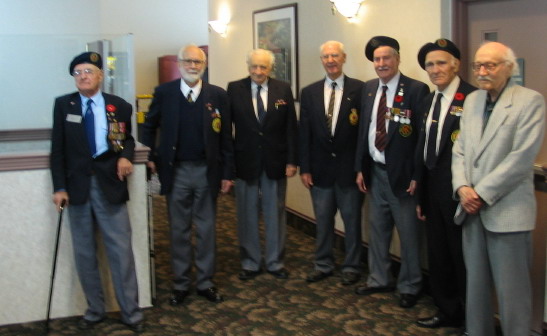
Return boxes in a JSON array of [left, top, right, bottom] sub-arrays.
[[50, 92, 135, 205], [141, 79, 234, 195], [355, 73, 429, 197], [227, 77, 297, 181], [299, 76, 364, 188], [414, 78, 477, 214]]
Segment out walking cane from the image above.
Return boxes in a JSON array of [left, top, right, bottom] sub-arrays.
[[45, 200, 66, 334]]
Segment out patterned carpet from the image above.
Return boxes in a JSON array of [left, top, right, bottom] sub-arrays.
[[0, 194, 464, 335]]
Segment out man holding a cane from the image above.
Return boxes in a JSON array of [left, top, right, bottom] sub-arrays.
[[49, 52, 144, 332]]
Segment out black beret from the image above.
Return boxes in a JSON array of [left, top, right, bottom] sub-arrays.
[[69, 52, 103, 75], [417, 39, 461, 70], [365, 36, 400, 61]]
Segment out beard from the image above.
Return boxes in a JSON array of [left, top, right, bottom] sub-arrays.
[[180, 67, 205, 83]]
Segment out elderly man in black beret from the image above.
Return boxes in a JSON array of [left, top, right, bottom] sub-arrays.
[[355, 36, 429, 308], [414, 39, 476, 330], [50, 52, 144, 332]]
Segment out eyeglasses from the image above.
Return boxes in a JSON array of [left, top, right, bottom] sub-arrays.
[[320, 53, 341, 60], [471, 61, 506, 72], [72, 68, 96, 77], [179, 59, 205, 66]]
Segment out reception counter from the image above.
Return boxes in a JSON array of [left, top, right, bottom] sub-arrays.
[[0, 133, 152, 326]]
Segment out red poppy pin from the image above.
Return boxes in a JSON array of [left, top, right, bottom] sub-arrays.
[[394, 95, 403, 103], [454, 93, 465, 101], [106, 104, 116, 112]]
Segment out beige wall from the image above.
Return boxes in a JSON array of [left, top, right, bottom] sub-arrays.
[[208, 0, 449, 256]]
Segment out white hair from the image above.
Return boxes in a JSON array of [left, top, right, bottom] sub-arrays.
[[246, 49, 275, 68]]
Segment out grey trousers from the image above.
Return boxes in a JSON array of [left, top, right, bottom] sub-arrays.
[[310, 183, 363, 273], [463, 216, 532, 336], [166, 161, 216, 291], [235, 171, 287, 272], [366, 164, 422, 295], [68, 177, 142, 325]]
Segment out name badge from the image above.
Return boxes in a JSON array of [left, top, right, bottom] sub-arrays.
[[66, 114, 82, 123]]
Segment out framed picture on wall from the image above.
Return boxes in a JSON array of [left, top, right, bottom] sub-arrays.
[[253, 3, 299, 99]]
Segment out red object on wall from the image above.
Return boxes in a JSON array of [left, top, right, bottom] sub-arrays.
[[157, 45, 209, 85]]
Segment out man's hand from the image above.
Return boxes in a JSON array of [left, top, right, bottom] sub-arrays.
[[52, 191, 69, 212], [300, 173, 313, 189], [117, 158, 133, 181], [406, 180, 417, 196], [220, 179, 233, 194], [416, 205, 426, 221], [146, 161, 157, 174], [286, 164, 297, 177], [356, 172, 367, 193], [457, 186, 484, 215]]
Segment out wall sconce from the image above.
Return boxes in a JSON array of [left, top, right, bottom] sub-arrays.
[[208, 20, 229, 37], [330, 0, 364, 21]]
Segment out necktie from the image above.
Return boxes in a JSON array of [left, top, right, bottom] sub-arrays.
[[326, 82, 337, 135], [187, 90, 193, 103], [374, 86, 388, 151], [84, 99, 96, 156], [425, 93, 443, 169], [257, 85, 266, 124]]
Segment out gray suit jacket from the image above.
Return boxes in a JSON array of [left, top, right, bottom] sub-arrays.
[[452, 79, 545, 232]]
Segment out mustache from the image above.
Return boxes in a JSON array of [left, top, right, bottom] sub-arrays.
[[376, 66, 389, 71], [477, 75, 492, 81]]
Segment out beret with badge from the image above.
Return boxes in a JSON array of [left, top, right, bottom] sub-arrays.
[[69, 52, 103, 75], [364, 36, 400, 61], [417, 38, 460, 70]]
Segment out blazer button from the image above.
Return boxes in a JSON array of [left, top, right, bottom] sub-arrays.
[[169, 162, 173, 166], [331, 153, 336, 157], [172, 146, 176, 150], [259, 132, 263, 136]]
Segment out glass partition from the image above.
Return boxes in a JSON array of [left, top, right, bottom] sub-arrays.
[[0, 34, 135, 133]]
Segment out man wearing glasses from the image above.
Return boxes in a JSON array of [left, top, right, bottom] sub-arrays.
[[299, 41, 364, 285], [142, 44, 234, 305], [50, 52, 143, 332], [452, 41, 545, 335]]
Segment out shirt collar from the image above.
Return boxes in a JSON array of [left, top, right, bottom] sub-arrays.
[[436, 76, 460, 97], [381, 72, 401, 92], [325, 74, 345, 89], [252, 78, 269, 91], [180, 79, 202, 96]]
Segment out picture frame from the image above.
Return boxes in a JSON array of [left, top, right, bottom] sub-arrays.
[[253, 3, 299, 100]]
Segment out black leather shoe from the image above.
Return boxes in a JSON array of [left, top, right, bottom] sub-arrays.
[[399, 293, 418, 308], [169, 289, 189, 306], [355, 285, 395, 295], [77, 317, 105, 330], [306, 270, 333, 282], [238, 269, 262, 280], [341, 272, 360, 285], [124, 321, 145, 333], [416, 313, 462, 328], [197, 287, 224, 303], [267, 268, 289, 279]]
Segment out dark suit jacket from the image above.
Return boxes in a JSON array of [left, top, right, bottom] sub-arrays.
[[355, 73, 429, 197], [141, 79, 234, 195], [299, 76, 364, 188], [414, 78, 477, 215], [50, 92, 135, 205], [227, 77, 297, 181]]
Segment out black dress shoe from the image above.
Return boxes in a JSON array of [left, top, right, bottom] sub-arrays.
[[306, 270, 333, 282], [355, 285, 395, 295], [399, 293, 418, 308], [197, 287, 224, 303], [267, 268, 289, 279], [77, 317, 105, 330], [169, 289, 190, 306], [238, 269, 262, 280], [418, 312, 462, 328], [123, 321, 145, 333], [341, 272, 360, 285]]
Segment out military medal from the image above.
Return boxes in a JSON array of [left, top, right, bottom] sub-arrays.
[[450, 106, 463, 117], [105, 104, 125, 152], [211, 108, 221, 133], [399, 124, 412, 137], [349, 108, 359, 126]]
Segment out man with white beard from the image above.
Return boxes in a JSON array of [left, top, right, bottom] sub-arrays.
[[142, 44, 234, 305]]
